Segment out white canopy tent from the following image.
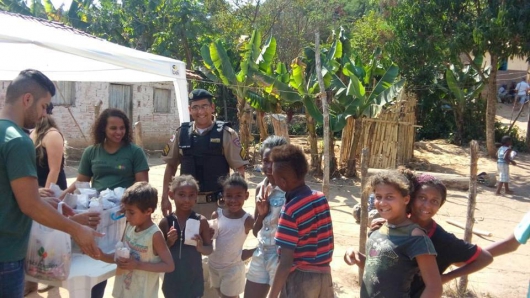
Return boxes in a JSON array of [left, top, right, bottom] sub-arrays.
[[0, 11, 190, 123]]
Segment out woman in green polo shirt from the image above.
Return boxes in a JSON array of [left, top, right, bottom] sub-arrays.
[[61, 108, 149, 298]]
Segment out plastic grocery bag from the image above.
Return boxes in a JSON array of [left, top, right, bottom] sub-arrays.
[[25, 202, 72, 281]]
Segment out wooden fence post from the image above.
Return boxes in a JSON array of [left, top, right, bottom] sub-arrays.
[[315, 31, 330, 199], [358, 147, 370, 284], [458, 140, 479, 294]]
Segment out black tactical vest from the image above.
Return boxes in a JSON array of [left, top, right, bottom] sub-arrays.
[[179, 121, 230, 193]]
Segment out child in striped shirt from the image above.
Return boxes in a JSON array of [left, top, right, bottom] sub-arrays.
[[268, 144, 334, 298]]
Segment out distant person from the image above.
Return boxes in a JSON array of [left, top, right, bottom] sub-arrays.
[[30, 103, 67, 190], [514, 77, 529, 110], [161, 89, 248, 219], [496, 136, 516, 195], [0, 69, 100, 298], [159, 175, 213, 298], [268, 144, 334, 298], [498, 84, 508, 103], [95, 182, 174, 298], [208, 174, 253, 298]]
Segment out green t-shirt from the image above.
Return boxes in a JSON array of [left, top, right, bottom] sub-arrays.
[[78, 143, 149, 192], [0, 120, 37, 262]]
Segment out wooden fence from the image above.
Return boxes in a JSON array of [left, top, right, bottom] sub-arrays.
[[356, 91, 419, 169]]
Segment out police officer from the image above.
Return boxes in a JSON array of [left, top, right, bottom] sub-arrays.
[[161, 89, 248, 218]]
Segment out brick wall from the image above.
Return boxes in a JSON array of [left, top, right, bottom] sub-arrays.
[[0, 81, 181, 159]]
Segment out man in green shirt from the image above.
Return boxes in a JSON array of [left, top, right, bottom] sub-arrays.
[[0, 69, 101, 298]]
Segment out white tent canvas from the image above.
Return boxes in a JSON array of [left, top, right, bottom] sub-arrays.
[[0, 10, 190, 123]]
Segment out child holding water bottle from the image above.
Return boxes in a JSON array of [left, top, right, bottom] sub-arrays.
[[96, 182, 174, 298]]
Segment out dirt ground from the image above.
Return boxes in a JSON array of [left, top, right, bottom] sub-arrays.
[[28, 101, 529, 298]]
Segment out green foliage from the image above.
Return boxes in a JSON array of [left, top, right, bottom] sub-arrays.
[[417, 90, 487, 144], [349, 11, 393, 62], [0, 0, 32, 15], [84, 0, 214, 66], [495, 122, 528, 152], [288, 122, 306, 136], [385, 0, 530, 152]]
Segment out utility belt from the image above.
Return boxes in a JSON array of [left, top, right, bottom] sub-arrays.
[[197, 191, 223, 204]]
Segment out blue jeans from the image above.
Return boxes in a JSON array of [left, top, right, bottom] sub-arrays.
[[0, 260, 25, 298]]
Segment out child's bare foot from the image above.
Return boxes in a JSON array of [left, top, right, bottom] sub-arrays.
[[495, 192, 502, 196], [505, 190, 514, 195]]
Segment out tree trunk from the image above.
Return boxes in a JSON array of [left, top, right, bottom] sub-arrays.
[[328, 135, 337, 177], [256, 110, 268, 141], [453, 108, 464, 146], [271, 114, 290, 143], [345, 118, 363, 177], [526, 104, 530, 148], [339, 117, 354, 173], [180, 28, 193, 68], [237, 96, 251, 160], [222, 87, 228, 121], [305, 110, 321, 175], [486, 55, 499, 157]]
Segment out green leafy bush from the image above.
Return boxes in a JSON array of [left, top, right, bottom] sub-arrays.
[[495, 122, 528, 152]]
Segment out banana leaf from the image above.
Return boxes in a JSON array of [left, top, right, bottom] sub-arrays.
[[257, 35, 277, 74], [209, 40, 238, 85]]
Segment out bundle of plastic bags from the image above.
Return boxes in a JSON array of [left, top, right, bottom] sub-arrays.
[[25, 202, 71, 281]]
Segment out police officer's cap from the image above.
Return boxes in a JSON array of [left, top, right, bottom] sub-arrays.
[[188, 89, 214, 102]]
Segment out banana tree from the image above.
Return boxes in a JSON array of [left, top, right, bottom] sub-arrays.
[[251, 55, 327, 174], [438, 56, 488, 145], [251, 37, 349, 175], [303, 40, 405, 176], [201, 30, 278, 158]]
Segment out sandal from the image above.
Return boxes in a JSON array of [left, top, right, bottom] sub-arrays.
[[37, 284, 54, 293]]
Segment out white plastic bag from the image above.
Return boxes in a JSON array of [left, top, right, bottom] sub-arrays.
[[49, 183, 62, 198], [25, 202, 72, 281]]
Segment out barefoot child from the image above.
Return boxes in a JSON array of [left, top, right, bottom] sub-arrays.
[[496, 136, 517, 195], [208, 174, 254, 298], [96, 182, 174, 298], [268, 144, 334, 298], [344, 171, 442, 298], [159, 175, 213, 298], [244, 136, 288, 298]]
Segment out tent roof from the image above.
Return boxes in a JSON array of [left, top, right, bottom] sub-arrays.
[[0, 10, 190, 122], [0, 10, 186, 82]]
